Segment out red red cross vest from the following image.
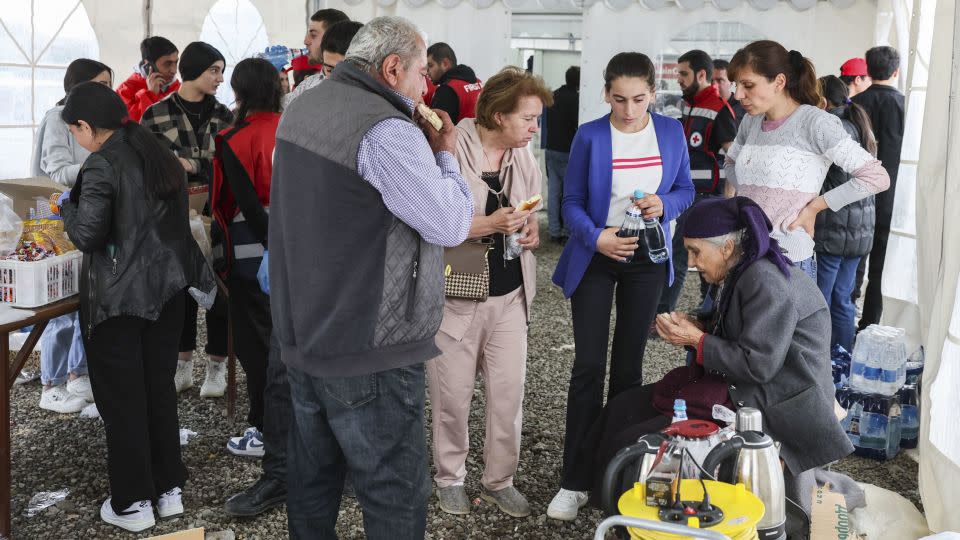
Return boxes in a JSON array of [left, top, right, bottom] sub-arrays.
[[682, 87, 734, 194], [445, 78, 483, 123]]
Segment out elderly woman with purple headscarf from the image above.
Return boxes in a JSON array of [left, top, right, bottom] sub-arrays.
[[655, 196, 852, 476], [563, 197, 852, 530]]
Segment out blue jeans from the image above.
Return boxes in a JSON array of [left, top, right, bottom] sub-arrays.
[[285, 363, 430, 540], [816, 254, 861, 351], [40, 313, 86, 386], [545, 149, 569, 238], [797, 256, 818, 282]]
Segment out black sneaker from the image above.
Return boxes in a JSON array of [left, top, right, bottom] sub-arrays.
[[224, 476, 286, 517]]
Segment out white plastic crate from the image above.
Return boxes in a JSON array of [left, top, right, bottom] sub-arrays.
[[0, 250, 82, 308]]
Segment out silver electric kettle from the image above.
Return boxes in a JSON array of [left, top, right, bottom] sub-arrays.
[[701, 408, 786, 540]]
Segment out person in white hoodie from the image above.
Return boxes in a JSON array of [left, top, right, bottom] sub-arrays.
[[30, 58, 112, 413]]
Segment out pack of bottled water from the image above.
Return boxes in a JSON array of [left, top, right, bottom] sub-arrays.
[[849, 325, 908, 396]]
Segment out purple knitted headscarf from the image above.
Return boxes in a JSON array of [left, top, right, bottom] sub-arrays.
[[683, 196, 793, 279]]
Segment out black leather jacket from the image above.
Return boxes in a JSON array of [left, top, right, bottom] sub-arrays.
[[62, 128, 216, 336]]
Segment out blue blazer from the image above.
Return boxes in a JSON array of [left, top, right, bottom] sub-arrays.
[[552, 113, 695, 298]]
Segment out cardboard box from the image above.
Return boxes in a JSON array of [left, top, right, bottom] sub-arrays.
[[0, 176, 65, 219], [147, 527, 204, 540], [811, 483, 865, 540]]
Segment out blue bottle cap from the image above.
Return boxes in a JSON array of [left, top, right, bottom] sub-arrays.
[[634, 190, 645, 199], [673, 399, 686, 410]]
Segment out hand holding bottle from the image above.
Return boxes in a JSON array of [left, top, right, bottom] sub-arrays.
[[632, 192, 663, 219], [597, 227, 638, 261]]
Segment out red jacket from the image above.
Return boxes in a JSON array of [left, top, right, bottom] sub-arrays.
[[116, 72, 181, 122], [423, 75, 437, 106], [431, 64, 483, 123], [682, 86, 736, 194], [212, 111, 280, 278]]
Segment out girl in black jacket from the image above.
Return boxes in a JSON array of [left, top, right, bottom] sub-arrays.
[[814, 75, 878, 351], [59, 82, 216, 533]]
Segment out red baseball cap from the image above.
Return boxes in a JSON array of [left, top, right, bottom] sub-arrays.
[[840, 58, 868, 77]]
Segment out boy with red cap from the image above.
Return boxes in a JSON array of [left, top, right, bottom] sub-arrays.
[[839, 57, 872, 98]]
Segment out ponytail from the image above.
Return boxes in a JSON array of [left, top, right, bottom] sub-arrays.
[[818, 74, 878, 157], [123, 122, 186, 199], [62, 81, 184, 199], [847, 102, 878, 157], [729, 40, 822, 107], [786, 50, 820, 107]]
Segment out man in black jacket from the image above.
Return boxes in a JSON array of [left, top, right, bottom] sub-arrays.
[[852, 46, 904, 330], [544, 66, 579, 243]]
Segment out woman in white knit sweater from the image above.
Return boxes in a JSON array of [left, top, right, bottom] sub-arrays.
[[723, 40, 889, 278]]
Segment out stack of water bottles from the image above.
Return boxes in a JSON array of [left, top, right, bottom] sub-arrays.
[[835, 325, 922, 460]]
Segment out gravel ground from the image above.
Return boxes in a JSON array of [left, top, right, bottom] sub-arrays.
[[7, 213, 920, 539]]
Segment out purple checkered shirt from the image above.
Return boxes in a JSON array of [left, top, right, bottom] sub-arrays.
[[356, 92, 473, 247]]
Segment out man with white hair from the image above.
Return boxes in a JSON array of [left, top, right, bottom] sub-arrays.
[[269, 16, 474, 539]]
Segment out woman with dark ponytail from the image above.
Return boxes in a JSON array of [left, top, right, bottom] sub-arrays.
[[814, 75, 878, 351], [58, 81, 216, 533], [724, 40, 889, 279]]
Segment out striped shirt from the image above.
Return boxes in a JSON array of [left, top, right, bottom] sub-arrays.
[[356, 91, 474, 247], [607, 118, 662, 226]]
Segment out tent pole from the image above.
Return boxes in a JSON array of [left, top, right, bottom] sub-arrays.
[[145, 0, 153, 37]]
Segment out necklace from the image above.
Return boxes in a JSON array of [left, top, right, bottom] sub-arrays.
[[174, 93, 204, 122]]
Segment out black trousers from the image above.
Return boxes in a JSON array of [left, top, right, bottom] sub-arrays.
[[561, 253, 665, 490], [228, 277, 271, 430], [262, 330, 290, 481], [84, 291, 188, 513], [180, 288, 229, 357], [856, 179, 897, 330]]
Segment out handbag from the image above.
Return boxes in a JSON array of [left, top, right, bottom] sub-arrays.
[[443, 238, 493, 301]]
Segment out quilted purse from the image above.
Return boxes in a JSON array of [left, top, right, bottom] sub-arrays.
[[443, 238, 493, 301]]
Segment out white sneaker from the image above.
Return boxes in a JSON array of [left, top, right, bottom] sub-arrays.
[[227, 427, 265, 458], [39, 385, 87, 414], [199, 359, 226, 398], [157, 487, 184, 519], [547, 488, 589, 521], [67, 375, 94, 402], [174, 359, 194, 393], [100, 498, 155, 532]]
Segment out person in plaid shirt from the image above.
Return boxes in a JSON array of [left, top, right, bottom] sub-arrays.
[[141, 41, 233, 402]]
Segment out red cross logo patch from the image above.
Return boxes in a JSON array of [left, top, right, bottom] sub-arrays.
[[689, 131, 703, 148]]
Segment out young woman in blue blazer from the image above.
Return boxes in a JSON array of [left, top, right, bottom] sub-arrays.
[[547, 53, 694, 520]]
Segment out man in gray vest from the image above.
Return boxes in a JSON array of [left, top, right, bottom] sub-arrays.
[[269, 16, 474, 539]]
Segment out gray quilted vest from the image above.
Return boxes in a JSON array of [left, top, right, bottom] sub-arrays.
[[269, 61, 444, 378]]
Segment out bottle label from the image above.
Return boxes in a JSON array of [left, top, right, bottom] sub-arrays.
[[857, 411, 888, 450], [900, 404, 919, 440]]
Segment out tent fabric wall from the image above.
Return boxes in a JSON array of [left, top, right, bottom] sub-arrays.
[[577, 0, 875, 122], [325, 0, 513, 81], [910, 0, 960, 531], [81, 0, 307, 83], [80, 0, 145, 84]]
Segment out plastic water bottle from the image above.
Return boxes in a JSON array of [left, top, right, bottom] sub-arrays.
[[850, 330, 874, 393], [258, 45, 294, 71], [617, 207, 644, 263], [632, 190, 669, 264], [672, 399, 688, 424], [898, 385, 919, 449]]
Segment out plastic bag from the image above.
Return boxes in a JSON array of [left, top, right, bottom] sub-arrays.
[[179, 428, 198, 446], [23, 488, 69, 517], [189, 210, 212, 263], [0, 197, 23, 256]]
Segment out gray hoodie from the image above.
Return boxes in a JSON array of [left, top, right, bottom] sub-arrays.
[[31, 105, 89, 186]]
